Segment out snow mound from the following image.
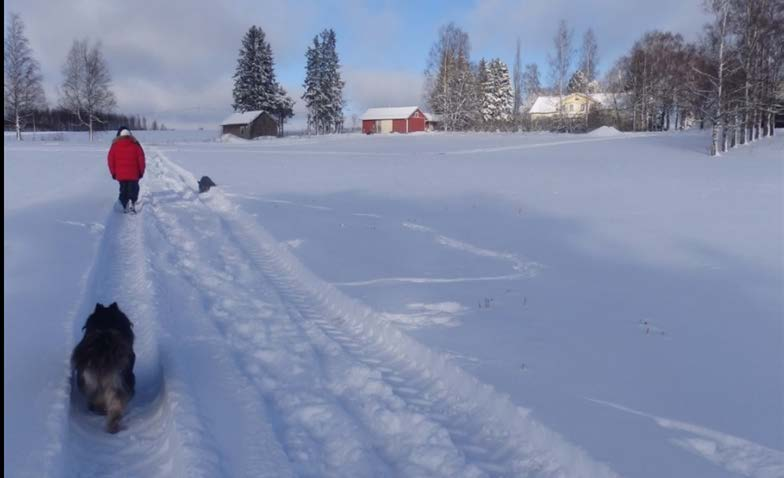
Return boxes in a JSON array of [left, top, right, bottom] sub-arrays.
[[219, 133, 249, 143], [588, 126, 623, 136]]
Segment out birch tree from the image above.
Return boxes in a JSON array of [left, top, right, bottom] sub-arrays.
[[60, 39, 116, 141], [580, 28, 599, 84], [548, 20, 573, 128], [512, 37, 523, 127], [704, 0, 731, 155], [425, 22, 475, 131], [4, 13, 46, 140]]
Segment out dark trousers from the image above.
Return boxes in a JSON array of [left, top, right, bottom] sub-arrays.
[[118, 180, 140, 207]]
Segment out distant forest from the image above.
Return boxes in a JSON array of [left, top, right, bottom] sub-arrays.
[[3, 108, 167, 132]]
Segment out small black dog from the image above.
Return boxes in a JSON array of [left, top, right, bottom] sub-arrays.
[[198, 176, 216, 193], [71, 302, 136, 433]]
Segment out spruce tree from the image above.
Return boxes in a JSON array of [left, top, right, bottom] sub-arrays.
[[320, 29, 345, 133], [478, 58, 513, 128], [232, 25, 293, 134], [302, 36, 322, 133], [491, 59, 513, 125], [302, 29, 344, 134], [232, 26, 274, 113], [568, 69, 588, 93]]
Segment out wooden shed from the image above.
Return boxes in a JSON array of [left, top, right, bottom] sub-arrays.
[[424, 112, 441, 131], [360, 107, 427, 134], [221, 110, 278, 139]]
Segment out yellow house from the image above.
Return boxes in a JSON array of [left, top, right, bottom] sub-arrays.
[[529, 93, 600, 119]]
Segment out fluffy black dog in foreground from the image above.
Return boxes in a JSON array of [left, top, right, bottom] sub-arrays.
[[71, 302, 136, 433]]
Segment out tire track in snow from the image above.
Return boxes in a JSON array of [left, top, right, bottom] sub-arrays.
[[140, 158, 307, 477], [155, 152, 619, 477], [147, 153, 406, 477], [59, 183, 222, 477]]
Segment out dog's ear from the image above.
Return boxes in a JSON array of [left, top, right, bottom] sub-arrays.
[[109, 302, 119, 311], [95, 303, 104, 311]]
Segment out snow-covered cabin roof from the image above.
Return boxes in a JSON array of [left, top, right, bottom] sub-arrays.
[[529, 96, 561, 114], [424, 112, 441, 122], [221, 110, 267, 126], [360, 106, 421, 121]]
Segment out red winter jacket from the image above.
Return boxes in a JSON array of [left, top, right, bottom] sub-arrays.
[[108, 136, 146, 181]]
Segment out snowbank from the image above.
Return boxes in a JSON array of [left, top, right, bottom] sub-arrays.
[[219, 133, 249, 143], [588, 126, 623, 136]]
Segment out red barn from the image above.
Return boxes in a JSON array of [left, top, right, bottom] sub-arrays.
[[360, 106, 427, 134]]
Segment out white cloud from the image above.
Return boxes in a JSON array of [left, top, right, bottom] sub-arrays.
[[112, 75, 233, 129]]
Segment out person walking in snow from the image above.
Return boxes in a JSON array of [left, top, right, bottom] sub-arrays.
[[108, 126, 145, 213]]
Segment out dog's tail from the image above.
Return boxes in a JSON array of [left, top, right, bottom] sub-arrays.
[[103, 375, 126, 434]]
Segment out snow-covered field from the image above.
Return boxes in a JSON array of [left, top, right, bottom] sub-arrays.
[[5, 129, 783, 477]]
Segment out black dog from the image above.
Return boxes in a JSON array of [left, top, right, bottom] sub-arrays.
[[198, 176, 216, 193], [71, 303, 136, 433]]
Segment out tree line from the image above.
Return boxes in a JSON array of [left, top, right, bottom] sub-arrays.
[[6, 1, 783, 152], [12, 107, 165, 133], [606, 0, 784, 154], [424, 0, 783, 155], [424, 21, 603, 132]]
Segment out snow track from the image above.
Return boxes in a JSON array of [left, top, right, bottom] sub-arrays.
[[56, 148, 618, 477], [60, 179, 223, 477]]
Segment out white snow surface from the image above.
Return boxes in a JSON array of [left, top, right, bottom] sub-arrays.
[[220, 133, 250, 143], [5, 130, 783, 478]]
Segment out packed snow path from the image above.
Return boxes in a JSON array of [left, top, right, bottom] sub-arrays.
[[58, 149, 618, 477]]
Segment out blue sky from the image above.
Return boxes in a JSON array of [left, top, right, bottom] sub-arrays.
[[5, 0, 708, 129]]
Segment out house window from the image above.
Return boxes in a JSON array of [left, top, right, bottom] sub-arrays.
[[569, 104, 574, 112], [580, 104, 585, 112]]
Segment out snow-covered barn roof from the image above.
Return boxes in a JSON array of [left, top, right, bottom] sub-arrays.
[[221, 110, 267, 126], [360, 106, 421, 120]]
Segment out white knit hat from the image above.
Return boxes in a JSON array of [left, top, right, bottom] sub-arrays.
[[119, 128, 131, 137]]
